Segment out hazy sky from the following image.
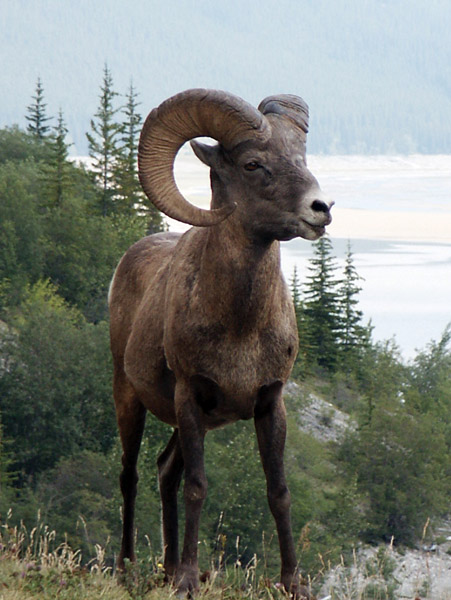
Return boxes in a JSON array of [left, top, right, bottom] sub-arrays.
[[2, 0, 450, 153]]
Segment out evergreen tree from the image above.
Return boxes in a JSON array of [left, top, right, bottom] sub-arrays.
[[41, 109, 73, 208], [86, 65, 121, 216], [114, 82, 142, 215], [25, 77, 53, 140], [406, 325, 451, 420], [290, 265, 302, 312], [303, 236, 341, 371], [337, 241, 372, 371], [115, 82, 165, 232], [290, 266, 308, 377], [338, 401, 449, 545]]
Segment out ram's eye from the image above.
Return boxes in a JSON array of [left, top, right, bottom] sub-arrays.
[[244, 161, 260, 171]]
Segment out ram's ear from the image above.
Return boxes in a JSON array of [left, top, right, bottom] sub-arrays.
[[190, 139, 220, 168]]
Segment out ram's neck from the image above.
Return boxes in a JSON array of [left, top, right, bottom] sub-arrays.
[[199, 220, 283, 332]]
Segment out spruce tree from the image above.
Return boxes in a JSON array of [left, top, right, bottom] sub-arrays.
[[25, 77, 53, 140], [115, 83, 165, 232], [303, 236, 341, 371], [290, 265, 308, 377], [43, 109, 72, 208], [86, 65, 121, 216], [406, 324, 451, 415], [114, 82, 142, 215], [290, 265, 302, 316], [337, 241, 371, 371]]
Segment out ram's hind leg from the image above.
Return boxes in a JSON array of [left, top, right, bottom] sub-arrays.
[[157, 430, 184, 579], [114, 367, 147, 570]]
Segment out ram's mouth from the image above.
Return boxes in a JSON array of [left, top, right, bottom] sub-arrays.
[[311, 223, 326, 234], [295, 215, 334, 241], [301, 220, 327, 235]]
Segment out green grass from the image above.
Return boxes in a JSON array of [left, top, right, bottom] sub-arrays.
[[3, 515, 448, 600], [0, 554, 293, 600], [0, 516, 295, 599]]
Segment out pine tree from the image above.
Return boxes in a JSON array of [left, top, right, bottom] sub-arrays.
[[337, 241, 372, 370], [25, 77, 53, 140], [303, 236, 341, 371], [86, 65, 121, 216]]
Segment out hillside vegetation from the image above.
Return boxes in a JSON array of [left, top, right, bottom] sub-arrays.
[[0, 81, 450, 598]]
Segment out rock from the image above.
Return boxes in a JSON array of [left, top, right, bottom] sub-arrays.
[[285, 381, 353, 443]]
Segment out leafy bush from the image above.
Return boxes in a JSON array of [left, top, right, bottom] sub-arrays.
[[0, 281, 115, 478]]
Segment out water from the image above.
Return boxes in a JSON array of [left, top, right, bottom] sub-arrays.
[[172, 151, 451, 360], [282, 237, 451, 359], [308, 154, 451, 214]]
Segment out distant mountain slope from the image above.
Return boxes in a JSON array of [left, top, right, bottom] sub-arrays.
[[2, 0, 450, 154]]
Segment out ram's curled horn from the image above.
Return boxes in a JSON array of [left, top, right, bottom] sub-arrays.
[[258, 94, 309, 136], [138, 89, 271, 227]]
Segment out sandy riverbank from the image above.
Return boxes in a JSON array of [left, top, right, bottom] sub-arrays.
[[173, 151, 451, 244], [327, 207, 451, 243], [167, 205, 451, 244]]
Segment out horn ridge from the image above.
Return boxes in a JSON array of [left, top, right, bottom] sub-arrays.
[[138, 89, 270, 227], [258, 94, 309, 134]]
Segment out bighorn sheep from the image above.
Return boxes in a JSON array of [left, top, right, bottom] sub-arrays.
[[109, 89, 333, 597]]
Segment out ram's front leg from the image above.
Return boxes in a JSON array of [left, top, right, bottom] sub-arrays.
[[174, 380, 207, 595], [254, 392, 310, 600]]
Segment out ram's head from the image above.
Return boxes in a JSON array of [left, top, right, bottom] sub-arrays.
[[138, 88, 333, 241]]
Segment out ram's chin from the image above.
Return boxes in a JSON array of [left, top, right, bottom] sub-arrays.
[[297, 221, 327, 241]]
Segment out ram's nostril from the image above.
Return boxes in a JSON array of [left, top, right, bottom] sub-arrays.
[[311, 199, 330, 214]]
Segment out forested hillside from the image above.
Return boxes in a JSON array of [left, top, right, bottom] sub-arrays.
[[2, 0, 451, 154], [0, 74, 450, 598]]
